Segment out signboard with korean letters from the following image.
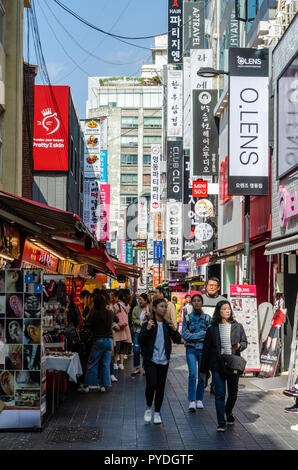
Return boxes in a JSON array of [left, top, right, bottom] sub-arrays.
[[168, 0, 183, 64], [137, 250, 147, 291], [83, 181, 100, 240], [82, 118, 108, 180], [229, 284, 260, 372], [166, 202, 182, 261], [228, 48, 269, 195], [137, 197, 148, 239], [150, 144, 161, 212], [183, 57, 191, 150], [167, 141, 183, 201], [183, 2, 205, 52], [167, 68, 183, 137], [192, 89, 219, 176], [190, 49, 213, 91], [0, 269, 45, 429]]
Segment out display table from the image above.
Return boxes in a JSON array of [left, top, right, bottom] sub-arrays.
[[45, 352, 82, 415]]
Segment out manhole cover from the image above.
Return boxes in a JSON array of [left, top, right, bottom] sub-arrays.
[[47, 425, 103, 443]]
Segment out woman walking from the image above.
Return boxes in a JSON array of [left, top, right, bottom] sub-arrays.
[[113, 290, 132, 370], [182, 294, 211, 412], [78, 293, 113, 392], [200, 300, 248, 431], [139, 298, 181, 424], [131, 293, 150, 376]]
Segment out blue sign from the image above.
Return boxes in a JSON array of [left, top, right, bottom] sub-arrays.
[[154, 241, 162, 264], [126, 241, 133, 265], [106, 242, 111, 254], [100, 150, 108, 182]]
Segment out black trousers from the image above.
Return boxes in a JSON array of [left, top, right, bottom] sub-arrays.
[[144, 361, 169, 412]]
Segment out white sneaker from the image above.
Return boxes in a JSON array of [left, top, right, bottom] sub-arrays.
[[144, 408, 152, 423], [113, 363, 118, 370], [78, 386, 89, 393], [291, 424, 298, 432], [111, 374, 118, 383], [196, 400, 204, 409], [154, 412, 162, 424], [118, 364, 124, 370], [89, 385, 100, 391], [100, 387, 106, 392], [189, 401, 196, 412]]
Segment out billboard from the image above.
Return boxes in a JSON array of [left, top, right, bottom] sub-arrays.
[[82, 118, 108, 180], [168, 0, 183, 64], [229, 48, 269, 195], [183, 2, 205, 52], [167, 141, 183, 201], [33, 85, 69, 171]]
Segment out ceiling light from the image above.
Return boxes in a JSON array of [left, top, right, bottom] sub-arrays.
[[0, 253, 15, 262]]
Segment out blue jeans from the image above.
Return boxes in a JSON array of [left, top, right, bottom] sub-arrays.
[[85, 338, 112, 387], [186, 347, 205, 401], [133, 332, 141, 368], [212, 371, 239, 425]]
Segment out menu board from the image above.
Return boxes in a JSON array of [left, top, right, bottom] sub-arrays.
[[0, 269, 45, 429], [230, 295, 260, 372], [82, 118, 108, 180]]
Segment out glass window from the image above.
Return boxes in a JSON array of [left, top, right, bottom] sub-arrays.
[[120, 194, 138, 206], [120, 174, 138, 185], [143, 154, 151, 166], [121, 154, 138, 166], [143, 116, 162, 128], [121, 116, 138, 128], [143, 135, 162, 146], [121, 135, 138, 147]]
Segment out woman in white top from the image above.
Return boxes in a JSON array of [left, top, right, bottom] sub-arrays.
[[131, 293, 150, 376]]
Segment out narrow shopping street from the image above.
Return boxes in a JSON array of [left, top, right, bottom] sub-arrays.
[[0, 345, 297, 451]]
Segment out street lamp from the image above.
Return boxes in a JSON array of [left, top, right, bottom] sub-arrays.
[[197, 65, 251, 284]]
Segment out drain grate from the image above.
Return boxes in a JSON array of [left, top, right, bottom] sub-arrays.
[[47, 425, 103, 443]]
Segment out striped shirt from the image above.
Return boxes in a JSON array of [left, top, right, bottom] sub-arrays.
[[219, 323, 232, 355]]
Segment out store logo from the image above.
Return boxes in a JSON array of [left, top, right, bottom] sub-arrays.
[[37, 108, 60, 135], [279, 186, 298, 228], [237, 56, 261, 67], [198, 91, 212, 105], [171, 0, 179, 7]]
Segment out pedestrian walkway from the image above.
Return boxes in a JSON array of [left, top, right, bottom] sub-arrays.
[[0, 345, 297, 450]]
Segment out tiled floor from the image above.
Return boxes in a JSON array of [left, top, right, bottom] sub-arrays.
[[0, 345, 297, 450]]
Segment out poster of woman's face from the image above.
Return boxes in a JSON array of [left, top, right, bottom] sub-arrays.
[[231, 298, 242, 311], [5, 319, 23, 344], [0, 370, 14, 396], [23, 345, 41, 371], [0, 294, 5, 317], [6, 270, 23, 293], [5, 345, 23, 370], [6, 294, 23, 318], [15, 371, 40, 389], [23, 319, 41, 345], [0, 271, 5, 293], [24, 294, 41, 318]]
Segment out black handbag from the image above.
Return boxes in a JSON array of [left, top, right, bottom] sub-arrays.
[[222, 354, 247, 376]]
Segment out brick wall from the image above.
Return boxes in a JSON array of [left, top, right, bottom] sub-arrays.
[[22, 62, 37, 199]]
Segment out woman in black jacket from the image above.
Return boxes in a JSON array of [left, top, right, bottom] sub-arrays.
[[200, 300, 247, 432], [139, 298, 181, 425]]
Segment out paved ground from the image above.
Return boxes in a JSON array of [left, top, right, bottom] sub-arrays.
[[0, 345, 297, 450]]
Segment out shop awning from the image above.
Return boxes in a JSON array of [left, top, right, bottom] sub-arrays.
[[264, 234, 298, 255]]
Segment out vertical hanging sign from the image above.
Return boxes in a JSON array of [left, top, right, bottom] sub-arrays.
[[183, 2, 205, 52], [228, 48, 269, 195], [166, 202, 182, 261], [137, 197, 148, 239], [150, 144, 161, 212], [168, 0, 183, 64], [99, 184, 110, 241], [167, 141, 183, 201], [167, 67, 183, 137]]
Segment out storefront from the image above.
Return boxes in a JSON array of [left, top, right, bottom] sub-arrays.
[[264, 16, 298, 371]]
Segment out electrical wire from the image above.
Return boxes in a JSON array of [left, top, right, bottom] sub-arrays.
[[51, 0, 189, 42]]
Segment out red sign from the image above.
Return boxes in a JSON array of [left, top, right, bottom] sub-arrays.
[[229, 284, 257, 297], [99, 184, 110, 241], [192, 179, 208, 198], [22, 240, 59, 273], [153, 267, 163, 288], [33, 85, 69, 171], [219, 156, 232, 204], [196, 255, 211, 266]]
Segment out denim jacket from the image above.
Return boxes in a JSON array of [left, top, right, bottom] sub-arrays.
[[182, 310, 212, 351]]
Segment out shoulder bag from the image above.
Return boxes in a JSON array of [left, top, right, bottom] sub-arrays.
[[116, 303, 129, 329], [222, 354, 247, 376]]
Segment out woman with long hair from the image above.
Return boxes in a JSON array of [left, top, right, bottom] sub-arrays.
[[139, 298, 181, 424], [200, 300, 247, 432], [131, 293, 150, 376], [78, 293, 113, 392], [113, 289, 132, 371]]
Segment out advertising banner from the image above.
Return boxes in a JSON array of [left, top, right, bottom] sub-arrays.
[[229, 48, 269, 195], [120, 239, 126, 263], [167, 67, 183, 137], [33, 85, 69, 171], [0, 269, 44, 429], [190, 49, 213, 91], [83, 119, 108, 180], [229, 285, 260, 372], [137, 250, 147, 291], [153, 241, 163, 264], [167, 141, 183, 201], [168, 0, 183, 64], [183, 2, 205, 52], [183, 57, 191, 150], [22, 240, 58, 273], [137, 197, 148, 239], [178, 261, 189, 273], [125, 241, 133, 265], [166, 202, 182, 261], [83, 180, 101, 241], [153, 266, 163, 288], [147, 234, 154, 268], [99, 184, 110, 241], [150, 144, 161, 212], [193, 89, 219, 176]]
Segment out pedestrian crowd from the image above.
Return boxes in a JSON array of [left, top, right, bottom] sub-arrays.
[[70, 278, 248, 432]]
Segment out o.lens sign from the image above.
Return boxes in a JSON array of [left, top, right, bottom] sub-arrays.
[[228, 48, 269, 195]]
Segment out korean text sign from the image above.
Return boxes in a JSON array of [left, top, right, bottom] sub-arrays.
[[168, 0, 183, 64]]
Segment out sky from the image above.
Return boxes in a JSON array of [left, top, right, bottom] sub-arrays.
[[24, 0, 168, 118]]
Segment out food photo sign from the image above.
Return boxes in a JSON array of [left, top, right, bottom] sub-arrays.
[[82, 118, 108, 180], [229, 284, 260, 372], [0, 269, 45, 429]]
